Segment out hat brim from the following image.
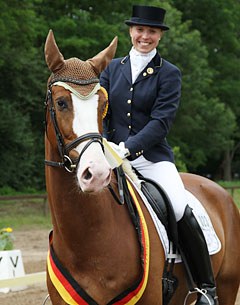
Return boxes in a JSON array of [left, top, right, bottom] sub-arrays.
[[125, 20, 169, 31]]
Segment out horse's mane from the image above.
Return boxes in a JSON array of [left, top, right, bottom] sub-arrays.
[[122, 159, 141, 189]]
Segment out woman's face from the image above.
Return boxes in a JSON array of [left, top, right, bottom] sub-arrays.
[[129, 25, 163, 53]]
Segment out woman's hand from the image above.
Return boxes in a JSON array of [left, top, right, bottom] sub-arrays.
[[108, 141, 130, 159]]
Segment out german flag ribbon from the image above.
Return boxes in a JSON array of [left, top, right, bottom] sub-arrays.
[[47, 180, 150, 305]]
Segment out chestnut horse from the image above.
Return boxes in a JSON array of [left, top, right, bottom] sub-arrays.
[[44, 30, 240, 305]]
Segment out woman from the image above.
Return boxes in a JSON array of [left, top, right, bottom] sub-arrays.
[[100, 5, 218, 305]]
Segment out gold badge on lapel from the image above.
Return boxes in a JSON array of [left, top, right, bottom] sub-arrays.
[[147, 68, 154, 74]]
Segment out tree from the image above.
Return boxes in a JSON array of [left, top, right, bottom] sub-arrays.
[[1, 0, 238, 191], [0, 0, 46, 190], [174, 0, 240, 179], [0, 102, 35, 189]]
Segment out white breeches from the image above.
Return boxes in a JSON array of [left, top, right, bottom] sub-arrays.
[[130, 157, 187, 221]]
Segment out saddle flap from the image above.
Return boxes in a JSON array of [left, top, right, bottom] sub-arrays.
[[140, 177, 178, 244]]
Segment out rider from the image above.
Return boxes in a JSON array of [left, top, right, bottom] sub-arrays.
[[100, 5, 218, 305]]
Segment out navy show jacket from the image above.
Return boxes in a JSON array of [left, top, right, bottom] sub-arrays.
[[100, 52, 181, 162]]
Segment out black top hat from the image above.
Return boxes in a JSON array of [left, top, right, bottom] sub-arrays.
[[125, 5, 169, 30]]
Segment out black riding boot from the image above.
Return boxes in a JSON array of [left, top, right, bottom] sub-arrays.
[[177, 205, 218, 305]]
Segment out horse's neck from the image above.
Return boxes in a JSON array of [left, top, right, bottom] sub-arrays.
[[46, 166, 142, 299], [45, 144, 138, 266], [47, 169, 122, 254]]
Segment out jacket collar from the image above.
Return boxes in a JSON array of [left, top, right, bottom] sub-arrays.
[[120, 53, 163, 84]]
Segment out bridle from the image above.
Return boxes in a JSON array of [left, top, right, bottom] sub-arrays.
[[44, 77, 104, 173], [44, 76, 124, 205]]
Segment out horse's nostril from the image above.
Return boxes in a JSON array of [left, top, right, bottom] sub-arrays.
[[83, 168, 92, 180]]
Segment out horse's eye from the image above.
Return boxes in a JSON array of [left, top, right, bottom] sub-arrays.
[[56, 99, 68, 110]]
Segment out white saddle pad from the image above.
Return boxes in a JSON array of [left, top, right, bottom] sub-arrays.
[[133, 181, 221, 262]]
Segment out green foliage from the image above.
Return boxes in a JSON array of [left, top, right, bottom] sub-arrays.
[[0, 0, 239, 191], [172, 97, 236, 170], [173, 147, 187, 172], [0, 1, 46, 191], [0, 227, 14, 251], [173, 0, 240, 178], [0, 187, 42, 195], [0, 101, 36, 189]]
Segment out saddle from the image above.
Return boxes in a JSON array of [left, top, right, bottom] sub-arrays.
[[113, 166, 179, 305], [140, 176, 178, 244], [138, 175, 179, 305]]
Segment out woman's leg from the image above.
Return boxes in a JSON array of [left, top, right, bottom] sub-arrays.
[[130, 157, 218, 305], [131, 157, 186, 221]]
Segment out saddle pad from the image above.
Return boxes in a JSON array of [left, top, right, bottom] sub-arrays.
[[130, 179, 221, 263]]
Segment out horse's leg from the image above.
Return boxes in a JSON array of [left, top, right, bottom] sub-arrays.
[[214, 204, 240, 305], [216, 217, 240, 305], [180, 173, 240, 305], [216, 276, 239, 305]]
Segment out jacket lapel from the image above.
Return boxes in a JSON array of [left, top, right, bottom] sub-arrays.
[[134, 53, 163, 84], [120, 55, 132, 84], [119, 53, 163, 85]]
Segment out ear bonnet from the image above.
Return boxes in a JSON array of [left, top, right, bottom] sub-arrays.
[[44, 30, 118, 97]]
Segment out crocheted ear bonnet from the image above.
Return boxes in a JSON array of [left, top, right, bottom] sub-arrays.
[[45, 30, 118, 97]]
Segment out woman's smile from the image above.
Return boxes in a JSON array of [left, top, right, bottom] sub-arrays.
[[129, 25, 163, 53]]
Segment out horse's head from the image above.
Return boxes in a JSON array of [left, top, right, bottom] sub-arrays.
[[44, 30, 117, 193]]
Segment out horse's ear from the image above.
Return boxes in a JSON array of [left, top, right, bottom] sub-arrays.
[[87, 36, 118, 75], [45, 29, 65, 73]]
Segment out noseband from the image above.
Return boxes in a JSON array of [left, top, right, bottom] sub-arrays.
[[44, 77, 104, 172]]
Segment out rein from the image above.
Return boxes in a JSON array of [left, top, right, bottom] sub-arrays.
[[45, 77, 104, 172]]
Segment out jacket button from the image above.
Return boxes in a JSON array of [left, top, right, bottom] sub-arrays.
[[143, 72, 147, 76], [127, 113, 131, 117], [128, 125, 131, 129], [130, 87, 133, 91], [127, 99, 131, 104]]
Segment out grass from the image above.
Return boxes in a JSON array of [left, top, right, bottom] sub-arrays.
[[0, 181, 239, 231], [0, 199, 51, 231], [218, 180, 240, 208]]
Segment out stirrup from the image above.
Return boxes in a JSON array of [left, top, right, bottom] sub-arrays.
[[42, 294, 50, 305], [183, 287, 216, 305]]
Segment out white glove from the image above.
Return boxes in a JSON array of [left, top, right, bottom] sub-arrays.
[[108, 141, 130, 159]]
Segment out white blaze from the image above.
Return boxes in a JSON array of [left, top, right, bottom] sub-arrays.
[[71, 93, 111, 192], [71, 93, 99, 144]]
